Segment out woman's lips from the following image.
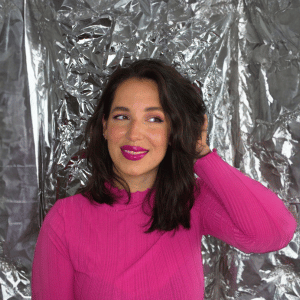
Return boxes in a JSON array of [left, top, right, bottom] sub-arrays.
[[121, 145, 149, 152], [121, 149, 148, 161]]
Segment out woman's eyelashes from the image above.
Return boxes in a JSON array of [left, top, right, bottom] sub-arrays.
[[112, 115, 164, 123]]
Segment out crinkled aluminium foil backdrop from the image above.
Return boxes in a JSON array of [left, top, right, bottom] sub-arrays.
[[0, 0, 299, 298]]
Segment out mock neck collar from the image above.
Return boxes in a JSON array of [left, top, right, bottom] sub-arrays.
[[104, 181, 154, 209]]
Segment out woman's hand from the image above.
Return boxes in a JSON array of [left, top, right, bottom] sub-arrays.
[[195, 114, 211, 163]]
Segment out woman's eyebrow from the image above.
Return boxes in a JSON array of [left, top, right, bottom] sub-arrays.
[[111, 106, 164, 113]]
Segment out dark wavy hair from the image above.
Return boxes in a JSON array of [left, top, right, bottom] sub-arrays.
[[77, 58, 207, 234]]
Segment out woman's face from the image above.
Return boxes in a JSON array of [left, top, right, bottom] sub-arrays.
[[102, 78, 171, 192]]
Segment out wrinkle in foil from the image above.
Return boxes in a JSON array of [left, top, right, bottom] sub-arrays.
[[0, 0, 299, 299], [1, 0, 38, 299]]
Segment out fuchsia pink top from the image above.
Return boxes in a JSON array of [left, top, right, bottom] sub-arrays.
[[31, 149, 297, 300]]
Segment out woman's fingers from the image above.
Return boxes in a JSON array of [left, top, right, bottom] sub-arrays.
[[203, 114, 208, 131], [201, 114, 208, 145], [195, 114, 211, 160]]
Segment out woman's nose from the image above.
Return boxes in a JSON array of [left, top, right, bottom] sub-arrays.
[[126, 120, 144, 140]]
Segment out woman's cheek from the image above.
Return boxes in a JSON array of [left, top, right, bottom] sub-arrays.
[[150, 130, 168, 145], [110, 125, 125, 138]]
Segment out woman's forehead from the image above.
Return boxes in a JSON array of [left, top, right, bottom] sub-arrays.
[[112, 78, 161, 108]]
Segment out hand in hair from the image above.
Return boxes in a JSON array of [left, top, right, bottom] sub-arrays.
[[195, 114, 211, 162]]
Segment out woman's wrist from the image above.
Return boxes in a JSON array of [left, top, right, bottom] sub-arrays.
[[194, 149, 212, 163], [201, 149, 212, 157]]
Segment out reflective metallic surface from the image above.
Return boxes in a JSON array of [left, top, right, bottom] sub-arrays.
[[0, 0, 299, 298]]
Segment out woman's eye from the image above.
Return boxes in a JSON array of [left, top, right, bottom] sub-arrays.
[[113, 115, 127, 120], [113, 115, 163, 123], [149, 117, 163, 123]]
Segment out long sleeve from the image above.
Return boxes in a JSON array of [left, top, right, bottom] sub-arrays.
[[31, 199, 75, 300], [194, 149, 297, 254]]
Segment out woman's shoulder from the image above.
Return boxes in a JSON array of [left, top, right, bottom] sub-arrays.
[[54, 193, 89, 207], [57, 193, 90, 205], [40, 194, 98, 235], [45, 194, 92, 220]]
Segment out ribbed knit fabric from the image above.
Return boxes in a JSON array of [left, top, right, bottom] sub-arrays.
[[31, 149, 297, 300]]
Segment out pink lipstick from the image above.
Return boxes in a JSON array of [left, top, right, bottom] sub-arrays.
[[121, 145, 149, 161]]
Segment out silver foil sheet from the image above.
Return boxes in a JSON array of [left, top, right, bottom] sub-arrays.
[[0, 0, 299, 298]]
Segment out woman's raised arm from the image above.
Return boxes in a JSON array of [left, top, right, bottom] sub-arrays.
[[194, 149, 297, 254]]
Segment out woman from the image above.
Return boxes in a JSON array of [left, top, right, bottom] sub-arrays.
[[31, 59, 297, 299]]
